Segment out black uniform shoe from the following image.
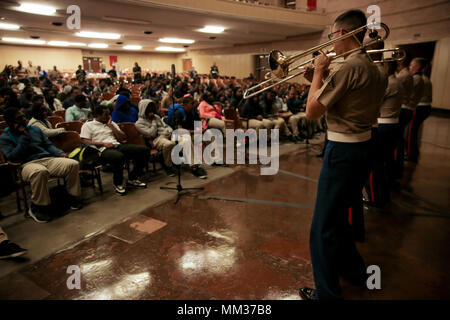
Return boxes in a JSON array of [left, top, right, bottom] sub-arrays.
[[0, 241, 27, 259], [26, 204, 51, 223], [164, 167, 176, 177], [299, 287, 317, 300], [192, 166, 207, 179]]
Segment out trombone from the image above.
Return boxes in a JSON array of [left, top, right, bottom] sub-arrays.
[[244, 22, 391, 99], [368, 48, 406, 64]]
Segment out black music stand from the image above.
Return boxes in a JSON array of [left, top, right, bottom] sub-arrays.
[[160, 64, 203, 204]]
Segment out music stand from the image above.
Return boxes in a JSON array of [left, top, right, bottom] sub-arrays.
[[160, 64, 204, 204]]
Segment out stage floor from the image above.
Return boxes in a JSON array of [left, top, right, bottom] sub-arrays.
[[0, 115, 449, 300]]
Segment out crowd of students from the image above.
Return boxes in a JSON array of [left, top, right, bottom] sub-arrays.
[[0, 61, 324, 259]]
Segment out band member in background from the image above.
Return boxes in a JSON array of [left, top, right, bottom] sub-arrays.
[[394, 58, 413, 179], [365, 60, 403, 207], [298, 10, 388, 300], [406, 58, 428, 163]]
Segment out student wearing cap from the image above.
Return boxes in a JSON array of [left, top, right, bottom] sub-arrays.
[[298, 10, 388, 300]]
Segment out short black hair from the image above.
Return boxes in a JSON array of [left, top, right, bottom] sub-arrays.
[[74, 94, 86, 103], [334, 10, 367, 43], [92, 105, 108, 117], [31, 102, 45, 119], [182, 96, 194, 105], [3, 107, 20, 123], [412, 57, 427, 70]]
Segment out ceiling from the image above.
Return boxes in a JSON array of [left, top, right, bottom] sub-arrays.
[[0, 0, 325, 52]]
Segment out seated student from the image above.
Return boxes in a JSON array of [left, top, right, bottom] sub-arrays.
[[19, 86, 34, 110], [135, 99, 176, 177], [0, 226, 27, 259], [112, 94, 139, 123], [80, 105, 149, 195], [32, 78, 44, 96], [0, 108, 82, 223], [65, 94, 91, 122], [28, 102, 66, 137], [93, 79, 110, 95], [44, 88, 63, 112], [198, 92, 226, 135], [241, 94, 272, 136], [168, 96, 208, 179], [259, 91, 297, 142], [286, 89, 307, 139], [63, 86, 81, 109]]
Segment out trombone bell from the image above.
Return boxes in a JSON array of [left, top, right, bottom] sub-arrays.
[[269, 50, 290, 78]]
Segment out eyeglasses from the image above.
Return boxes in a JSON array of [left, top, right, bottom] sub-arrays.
[[327, 29, 348, 40]]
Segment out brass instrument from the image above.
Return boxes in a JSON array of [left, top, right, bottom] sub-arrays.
[[244, 22, 391, 99]]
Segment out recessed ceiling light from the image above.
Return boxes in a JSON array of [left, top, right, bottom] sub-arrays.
[[159, 37, 195, 44], [198, 26, 225, 33], [0, 22, 20, 30], [209, 36, 217, 40], [48, 41, 86, 47], [30, 35, 40, 39], [76, 31, 120, 40], [183, 45, 189, 48], [17, 3, 56, 16], [52, 22, 63, 26], [155, 46, 185, 52], [2, 37, 46, 45], [123, 45, 142, 50], [144, 31, 153, 34], [88, 43, 109, 48], [116, 41, 123, 45]]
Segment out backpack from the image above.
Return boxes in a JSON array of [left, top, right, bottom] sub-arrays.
[[166, 104, 185, 127], [68, 144, 101, 170]]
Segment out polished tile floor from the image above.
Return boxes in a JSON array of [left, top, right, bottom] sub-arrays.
[[0, 115, 449, 300]]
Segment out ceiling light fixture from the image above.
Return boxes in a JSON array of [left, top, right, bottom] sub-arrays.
[[48, 41, 86, 47], [159, 37, 195, 44], [155, 46, 185, 52], [88, 43, 109, 48], [123, 45, 142, 50], [17, 3, 56, 16], [0, 22, 20, 30], [198, 26, 225, 33], [2, 37, 46, 45], [76, 31, 120, 40]]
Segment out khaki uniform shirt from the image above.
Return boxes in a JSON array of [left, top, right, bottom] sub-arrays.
[[379, 75, 402, 119], [408, 73, 424, 109], [419, 75, 432, 105], [313, 51, 388, 135], [397, 67, 413, 107]]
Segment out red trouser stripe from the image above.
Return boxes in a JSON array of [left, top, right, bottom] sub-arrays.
[[394, 148, 397, 160], [370, 171, 375, 202], [348, 207, 352, 225], [407, 109, 417, 158]]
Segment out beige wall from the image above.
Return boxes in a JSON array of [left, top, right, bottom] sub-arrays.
[[80, 50, 178, 73], [0, 44, 181, 73], [0, 44, 83, 70], [177, 51, 255, 79], [430, 37, 450, 110]]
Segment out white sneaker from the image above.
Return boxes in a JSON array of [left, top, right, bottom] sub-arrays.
[[126, 180, 147, 188], [114, 184, 126, 195]]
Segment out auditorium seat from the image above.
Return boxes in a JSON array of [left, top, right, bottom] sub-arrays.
[[56, 121, 83, 134], [47, 116, 64, 129]]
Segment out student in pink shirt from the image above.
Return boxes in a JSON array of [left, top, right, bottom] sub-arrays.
[[197, 92, 226, 135]]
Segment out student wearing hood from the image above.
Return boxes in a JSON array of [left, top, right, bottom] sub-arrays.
[[112, 94, 138, 123], [135, 99, 176, 176]]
